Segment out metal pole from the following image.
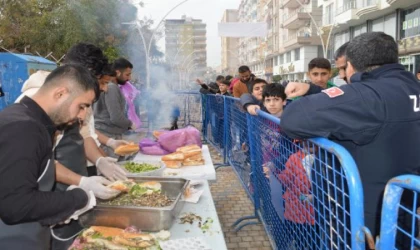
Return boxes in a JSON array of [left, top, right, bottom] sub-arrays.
[[146, 0, 191, 88], [290, 0, 337, 58], [171, 35, 196, 67]]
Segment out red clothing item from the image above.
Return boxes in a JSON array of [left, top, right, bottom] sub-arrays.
[[278, 150, 315, 225], [229, 78, 239, 93]]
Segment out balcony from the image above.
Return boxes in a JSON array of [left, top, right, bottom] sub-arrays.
[[282, 0, 301, 9], [283, 32, 321, 50], [336, 0, 357, 15], [283, 8, 311, 29], [356, 0, 379, 18], [335, 0, 358, 23]]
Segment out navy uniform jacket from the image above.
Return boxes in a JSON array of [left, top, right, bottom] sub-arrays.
[[281, 64, 420, 237]]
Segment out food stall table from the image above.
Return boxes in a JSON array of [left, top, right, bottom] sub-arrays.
[[168, 180, 227, 250]]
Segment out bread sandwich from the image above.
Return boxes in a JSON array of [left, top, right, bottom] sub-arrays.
[[81, 226, 155, 250], [114, 143, 140, 156]]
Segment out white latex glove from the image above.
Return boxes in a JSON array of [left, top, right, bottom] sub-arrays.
[[106, 138, 130, 149], [285, 82, 311, 99], [78, 176, 121, 200], [62, 186, 96, 224], [96, 157, 127, 181], [246, 105, 260, 116]]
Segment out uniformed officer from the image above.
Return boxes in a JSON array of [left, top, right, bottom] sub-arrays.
[[0, 64, 98, 250], [281, 32, 420, 249]]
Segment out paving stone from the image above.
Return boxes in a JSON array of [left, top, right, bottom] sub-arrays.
[[207, 144, 272, 250]]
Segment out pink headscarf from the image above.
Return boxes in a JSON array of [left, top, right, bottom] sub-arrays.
[[119, 81, 141, 131]]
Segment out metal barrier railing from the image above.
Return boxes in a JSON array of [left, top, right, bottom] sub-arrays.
[[248, 109, 366, 250], [200, 95, 366, 249], [202, 94, 226, 159], [375, 175, 420, 250]]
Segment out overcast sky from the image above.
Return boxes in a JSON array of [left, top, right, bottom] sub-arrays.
[[138, 0, 241, 68]]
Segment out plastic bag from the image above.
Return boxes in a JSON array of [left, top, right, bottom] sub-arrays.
[[120, 81, 141, 131], [141, 145, 170, 156], [139, 138, 169, 155], [158, 126, 202, 153]]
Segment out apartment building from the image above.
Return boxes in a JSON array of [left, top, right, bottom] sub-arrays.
[[235, 0, 324, 81], [221, 10, 240, 75], [320, 0, 420, 74], [165, 15, 207, 81]]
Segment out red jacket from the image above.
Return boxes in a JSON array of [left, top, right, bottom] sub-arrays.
[[278, 150, 315, 225]]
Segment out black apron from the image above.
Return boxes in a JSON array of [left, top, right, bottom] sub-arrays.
[[51, 124, 88, 249], [0, 156, 56, 250]]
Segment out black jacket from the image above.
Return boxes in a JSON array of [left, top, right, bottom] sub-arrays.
[[281, 64, 420, 237], [0, 97, 87, 226]]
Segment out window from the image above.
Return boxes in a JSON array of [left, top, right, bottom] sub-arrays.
[[401, 6, 420, 39], [286, 51, 291, 63], [279, 54, 284, 64], [324, 3, 334, 25], [353, 23, 367, 38], [294, 48, 300, 61], [371, 13, 396, 39], [334, 30, 350, 52], [372, 17, 384, 32]]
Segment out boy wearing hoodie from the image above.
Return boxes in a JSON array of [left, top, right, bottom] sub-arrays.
[[239, 78, 268, 113]]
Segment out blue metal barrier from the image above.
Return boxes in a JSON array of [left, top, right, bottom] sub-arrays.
[[202, 94, 227, 162], [246, 109, 366, 250], [224, 96, 261, 231], [224, 96, 254, 201], [176, 91, 202, 129], [376, 175, 420, 250], [196, 94, 366, 249]]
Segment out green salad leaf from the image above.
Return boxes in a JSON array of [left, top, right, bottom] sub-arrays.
[[123, 162, 159, 173]]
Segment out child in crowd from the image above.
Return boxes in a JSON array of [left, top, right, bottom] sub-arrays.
[[278, 140, 317, 249], [240, 78, 268, 114], [217, 80, 231, 96], [307, 57, 335, 89], [288, 58, 336, 102], [196, 76, 224, 94], [261, 83, 287, 118]]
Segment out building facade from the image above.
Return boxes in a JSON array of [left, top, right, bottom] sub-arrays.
[[319, 0, 420, 74], [234, 0, 323, 82], [165, 15, 207, 84], [221, 10, 240, 75], [225, 0, 420, 82]]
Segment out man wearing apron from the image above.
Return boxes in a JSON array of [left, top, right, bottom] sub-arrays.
[[0, 64, 98, 249]]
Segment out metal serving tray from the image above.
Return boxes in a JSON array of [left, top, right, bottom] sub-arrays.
[[118, 160, 165, 177], [79, 177, 189, 231]]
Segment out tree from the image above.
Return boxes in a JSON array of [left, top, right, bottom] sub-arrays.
[[0, 0, 165, 86], [0, 0, 138, 57]]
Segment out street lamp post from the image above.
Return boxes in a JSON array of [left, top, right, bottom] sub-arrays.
[[290, 0, 337, 58], [129, 0, 191, 89], [144, 0, 190, 88]]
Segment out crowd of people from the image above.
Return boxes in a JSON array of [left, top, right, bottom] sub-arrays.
[[0, 43, 142, 249], [1, 30, 420, 249], [199, 32, 420, 249]]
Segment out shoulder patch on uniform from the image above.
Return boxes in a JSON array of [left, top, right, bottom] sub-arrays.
[[322, 87, 344, 98]]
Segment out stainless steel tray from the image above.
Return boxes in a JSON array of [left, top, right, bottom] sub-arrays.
[[79, 177, 189, 231]]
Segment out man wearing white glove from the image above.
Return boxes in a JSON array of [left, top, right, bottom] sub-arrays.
[[95, 157, 127, 182], [78, 176, 120, 200], [94, 58, 135, 158]]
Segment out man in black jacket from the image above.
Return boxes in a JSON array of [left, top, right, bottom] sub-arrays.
[[281, 32, 420, 249], [0, 64, 98, 250]]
